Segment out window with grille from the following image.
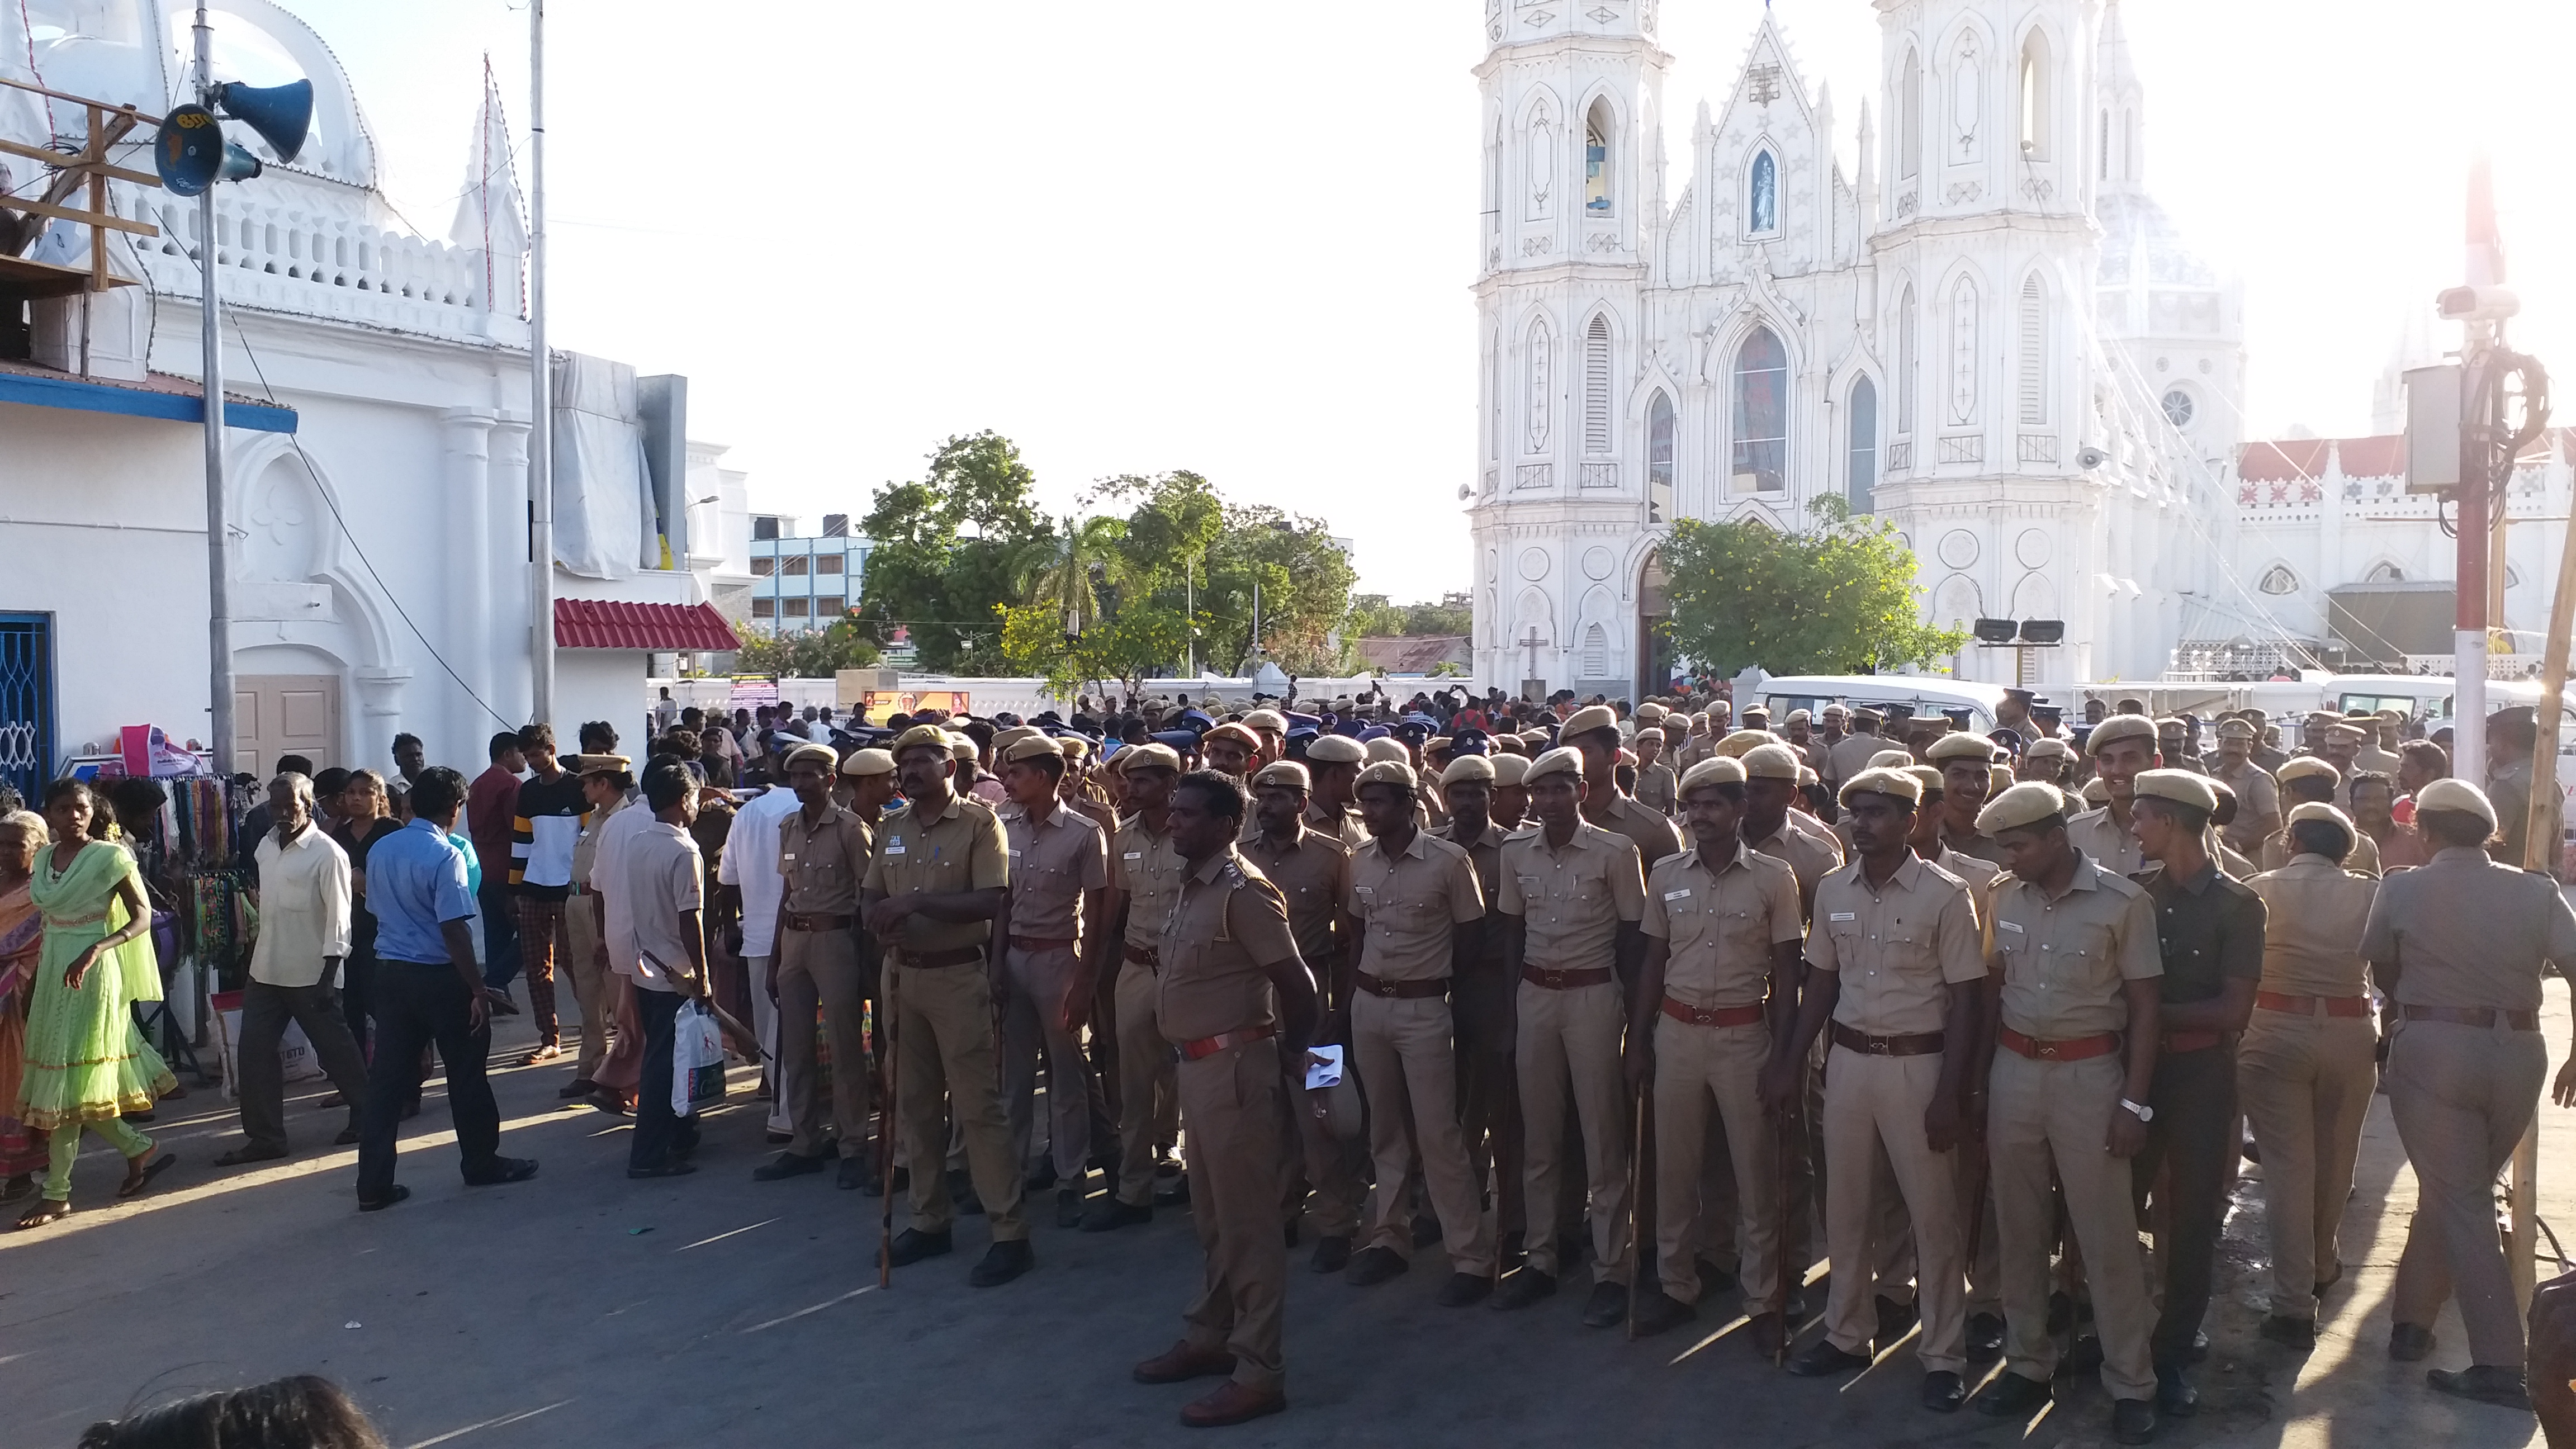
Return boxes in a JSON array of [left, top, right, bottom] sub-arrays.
[[1584, 316, 1613, 454], [1899, 51, 1922, 181], [0, 613, 51, 807], [783, 555, 808, 576], [751, 557, 775, 576], [1582, 623, 1608, 678], [817, 555, 844, 575], [816, 596, 845, 617], [784, 597, 811, 618], [2018, 276, 2047, 425], [752, 598, 776, 619]]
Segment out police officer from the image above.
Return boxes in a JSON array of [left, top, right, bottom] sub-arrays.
[[1299, 735, 1372, 850], [1561, 704, 1685, 867], [994, 733, 1110, 1227], [2264, 759, 2380, 876], [1493, 746, 1647, 1323], [1826, 708, 1890, 790], [1200, 721, 1261, 780], [1126, 771, 1319, 1429], [1927, 732, 2007, 865], [1633, 727, 1679, 816], [1770, 768, 1984, 1412], [1442, 753, 1526, 1258], [1971, 783, 2165, 1445], [1074, 742, 1186, 1231], [2368, 778, 2576, 1410], [864, 724, 1030, 1285], [752, 742, 875, 1186], [1627, 756, 1805, 1352], [2068, 713, 2157, 877], [2018, 737, 2075, 787], [2212, 719, 2282, 858], [2241, 801, 2378, 1349]]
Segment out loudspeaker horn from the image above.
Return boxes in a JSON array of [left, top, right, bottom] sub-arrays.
[[216, 78, 313, 164], [155, 103, 226, 196]]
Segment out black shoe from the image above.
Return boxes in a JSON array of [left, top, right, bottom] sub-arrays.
[[1786, 1339, 1872, 1377], [1630, 1288, 1696, 1337], [1920, 1371, 1967, 1413], [1579, 1280, 1629, 1329], [1026, 1160, 1058, 1192], [886, 1227, 953, 1267], [948, 1167, 986, 1216], [1875, 1294, 1919, 1351], [836, 1157, 870, 1191], [1696, 1257, 1739, 1296], [2427, 1365, 2533, 1410], [1975, 1373, 2053, 1417], [1155, 1172, 1190, 1208], [2260, 1314, 2316, 1349], [2389, 1323, 2435, 1361], [1082, 1197, 1151, 1233], [1436, 1272, 1494, 1308], [332, 1126, 359, 1147], [462, 1157, 538, 1187], [1346, 1246, 1409, 1287], [1309, 1234, 1353, 1273], [1412, 1214, 1443, 1248], [2155, 1365, 2198, 1417], [753, 1151, 828, 1181], [627, 1162, 697, 1178], [1055, 1185, 1084, 1229], [969, 1238, 1034, 1287], [2111, 1396, 2159, 1445], [765, 1130, 793, 1145], [356, 1184, 410, 1213], [1967, 1311, 2006, 1363], [1489, 1267, 1557, 1310], [1556, 1230, 1587, 1265]]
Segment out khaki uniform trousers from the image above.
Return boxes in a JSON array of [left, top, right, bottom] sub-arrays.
[[889, 956, 1028, 1241], [777, 925, 870, 1161], [2388, 1018, 2549, 1367], [1179, 1036, 1292, 1395], [1651, 1015, 1779, 1308], [1354, 991, 1497, 1273], [1989, 1050, 2157, 1401], [1112, 958, 1177, 1207], [2239, 1006, 2377, 1310], [1001, 943, 1092, 1178], [1821, 1048, 1967, 1372], [562, 893, 615, 1081], [1515, 978, 1631, 1284]]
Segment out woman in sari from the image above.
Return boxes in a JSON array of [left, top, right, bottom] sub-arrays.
[[16, 780, 178, 1227], [0, 809, 51, 1197]]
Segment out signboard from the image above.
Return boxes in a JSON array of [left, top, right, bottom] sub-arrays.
[[727, 675, 780, 712], [858, 689, 970, 725]]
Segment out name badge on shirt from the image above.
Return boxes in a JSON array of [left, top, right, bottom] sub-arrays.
[[782, 852, 796, 863], [884, 841, 906, 856], [1998, 919, 2025, 934], [1517, 876, 1541, 895], [1125, 851, 1143, 861], [1355, 886, 1375, 909], [1663, 889, 1692, 902], [1827, 911, 1857, 922]]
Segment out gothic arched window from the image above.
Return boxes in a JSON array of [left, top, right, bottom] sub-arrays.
[[1731, 326, 1788, 494], [1846, 376, 1878, 512], [1581, 623, 1609, 679], [1898, 50, 1922, 181], [1748, 150, 1778, 235], [1896, 285, 1918, 436], [1647, 390, 1676, 522], [2018, 274, 2048, 425], [1584, 99, 1613, 215], [2257, 565, 2299, 595], [2019, 30, 2051, 160], [1524, 316, 1552, 452], [1583, 315, 1613, 453]]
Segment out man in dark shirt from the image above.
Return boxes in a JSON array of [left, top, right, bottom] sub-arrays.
[[465, 732, 527, 1010], [2126, 769, 2265, 1419], [509, 724, 588, 1062]]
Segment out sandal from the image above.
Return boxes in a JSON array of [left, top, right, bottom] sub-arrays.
[[16, 1197, 70, 1229], [523, 1044, 564, 1065], [117, 1149, 177, 1200]]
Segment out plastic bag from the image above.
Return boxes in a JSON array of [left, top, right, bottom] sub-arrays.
[[673, 998, 726, 1117]]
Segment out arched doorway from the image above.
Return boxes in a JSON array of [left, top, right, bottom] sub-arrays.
[[1636, 552, 1671, 695]]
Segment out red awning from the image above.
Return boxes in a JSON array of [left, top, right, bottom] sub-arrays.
[[553, 598, 741, 651]]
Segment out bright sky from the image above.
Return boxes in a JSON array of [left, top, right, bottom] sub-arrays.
[[283, 0, 2576, 598]]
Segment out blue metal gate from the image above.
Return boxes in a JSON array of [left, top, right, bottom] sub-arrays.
[[0, 614, 55, 808]]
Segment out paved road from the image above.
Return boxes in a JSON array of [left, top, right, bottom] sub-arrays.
[[2, 999, 2563, 1448]]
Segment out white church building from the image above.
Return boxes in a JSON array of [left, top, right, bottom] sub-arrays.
[[1466, 0, 2251, 697]]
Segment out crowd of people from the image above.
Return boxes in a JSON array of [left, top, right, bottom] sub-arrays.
[[8, 681, 2574, 1439]]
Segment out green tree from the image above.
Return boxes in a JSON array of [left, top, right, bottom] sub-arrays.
[[732, 617, 883, 678], [1661, 497, 1965, 678], [1348, 593, 1473, 638], [853, 432, 1052, 673]]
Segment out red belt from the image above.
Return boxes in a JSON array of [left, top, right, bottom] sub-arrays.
[[2161, 1030, 2224, 1054], [1999, 1026, 2122, 1062], [785, 912, 854, 934], [2256, 991, 2369, 1018], [902, 944, 983, 969], [1009, 935, 1077, 953], [2402, 1004, 2541, 1031], [1830, 1024, 1946, 1057], [1661, 997, 1765, 1028], [1522, 965, 1614, 991], [1356, 971, 1450, 1000], [1124, 942, 1161, 969], [1178, 1026, 1275, 1061]]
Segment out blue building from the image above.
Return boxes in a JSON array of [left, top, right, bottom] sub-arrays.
[[748, 514, 873, 633]]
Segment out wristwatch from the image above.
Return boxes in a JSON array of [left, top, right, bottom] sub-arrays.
[[2119, 1097, 2154, 1123]]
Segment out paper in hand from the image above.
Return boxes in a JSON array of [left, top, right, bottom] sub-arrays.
[[1304, 1044, 1344, 1091]]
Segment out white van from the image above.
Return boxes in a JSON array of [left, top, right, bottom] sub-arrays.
[[1759, 675, 2014, 734]]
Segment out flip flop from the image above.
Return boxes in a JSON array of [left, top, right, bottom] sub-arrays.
[[523, 1044, 564, 1065], [117, 1150, 177, 1199]]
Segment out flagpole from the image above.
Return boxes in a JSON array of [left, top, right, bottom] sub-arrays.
[[527, 0, 553, 726]]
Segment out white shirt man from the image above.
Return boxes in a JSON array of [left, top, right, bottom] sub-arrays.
[[719, 783, 804, 1134], [226, 779, 372, 1164], [252, 825, 352, 989]]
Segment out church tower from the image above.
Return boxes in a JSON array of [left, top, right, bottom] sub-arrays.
[[1466, 1, 1669, 698]]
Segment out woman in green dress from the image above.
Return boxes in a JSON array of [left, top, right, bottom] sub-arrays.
[[15, 779, 177, 1227]]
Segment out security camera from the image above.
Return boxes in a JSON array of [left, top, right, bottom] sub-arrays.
[[2077, 446, 2109, 470], [2437, 285, 2520, 323]]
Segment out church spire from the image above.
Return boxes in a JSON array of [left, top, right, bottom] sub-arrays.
[[2097, 0, 2147, 193]]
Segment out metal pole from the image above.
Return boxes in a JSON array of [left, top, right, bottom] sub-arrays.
[[195, 4, 233, 775], [527, 0, 553, 726]]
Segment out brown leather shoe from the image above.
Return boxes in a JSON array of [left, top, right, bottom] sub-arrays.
[[1180, 1380, 1286, 1428], [1747, 1310, 1787, 1361], [1133, 1340, 1237, 1385]]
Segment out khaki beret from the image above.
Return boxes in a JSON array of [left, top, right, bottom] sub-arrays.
[[1426, 736, 1452, 755], [780, 741, 841, 775], [1708, 699, 1734, 713], [1850, 707, 1882, 726], [841, 747, 896, 778], [1519, 730, 1554, 748], [2374, 708, 2404, 723], [1990, 764, 2014, 797], [1716, 728, 1777, 759], [1977, 781, 2070, 835], [573, 752, 633, 776], [991, 725, 1041, 754], [2087, 713, 2157, 755], [1363, 736, 1410, 765], [1868, 749, 1916, 769], [2276, 755, 2339, 787], [1489, 754, 1531, 788], [2025, 737, 2074, 762], [950, 735, 979, 761], [2414, 777, 2497, 830], [1560, 704, 1618, 739], [1616, 747, 1637, 768], [1926, 732, 1996, 764], [1635, 702, 1668, 723], [1904, 764, 1947, 797], [1357, 759, 1418, 793], [2285, 802, 2356, 837], [1252, 759, 1310, 791], [1820, 702, 1847, 717], [1242, 709, 1288, 733], [1439, 755, 1496, 787], [1786, 708, 1813, 724], [1741, 743, 1804, 781], [2216, 719, 2256, 741], [2132, 768, 2218, 815], [1740, 704, 1770, 720], [1798, 765, 1819, 787], [2321, 722, 2365, 742], [1635, 727, 1664, 744], [1839, 765, 1923, 808], [1524, 746, 1584, 785], [890, 724, 953, 758], [1001, 734, 1066, 765], [1678, 756, 1746, 794], [1304, 735, 1367, 765], [2155, 716, 2188, 732], [1202, 722, 1261, 751], [1058, 736, 1090, 757], [1114, 742, 1183, 776], [2081, 778, 2111, 806]]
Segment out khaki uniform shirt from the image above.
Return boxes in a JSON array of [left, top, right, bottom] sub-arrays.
[[1938, 816, 2011, 868], [2247, 855, 2378, 998], [779, 801, 872, 916], [1590, 792, 1685, 871], [1241, 825, 1352, 972], [1498, 823, 1646, 969], [2214, 759, 2282, 856], [1640, 842, 1803, 1008], [1304, 799, 1371, 851], [1348, 830, 1484, 982], [1635, 761, 1679, 816], [2360, 844, 2576, 1012], [1805, 854, 1985, 1036], [1111, 813, 1187, 954], [1923, 844, 2001, 948], [860, 793, 1008, 955], [2354, 744, 2402, 778], [1001, 800, 1108, 941], [1988, 854, 2163, 1039], [1746, 817, 1844, 915], [2260, 826, 2379, 878], [1826, 732, 1888, 788], [1157, 848, 1301, 1043], [571, 792, 626, 898], [2066, 806, 2146, 878]]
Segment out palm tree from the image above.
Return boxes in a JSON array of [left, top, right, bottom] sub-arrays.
[[1020, 514, 1126, 639]]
